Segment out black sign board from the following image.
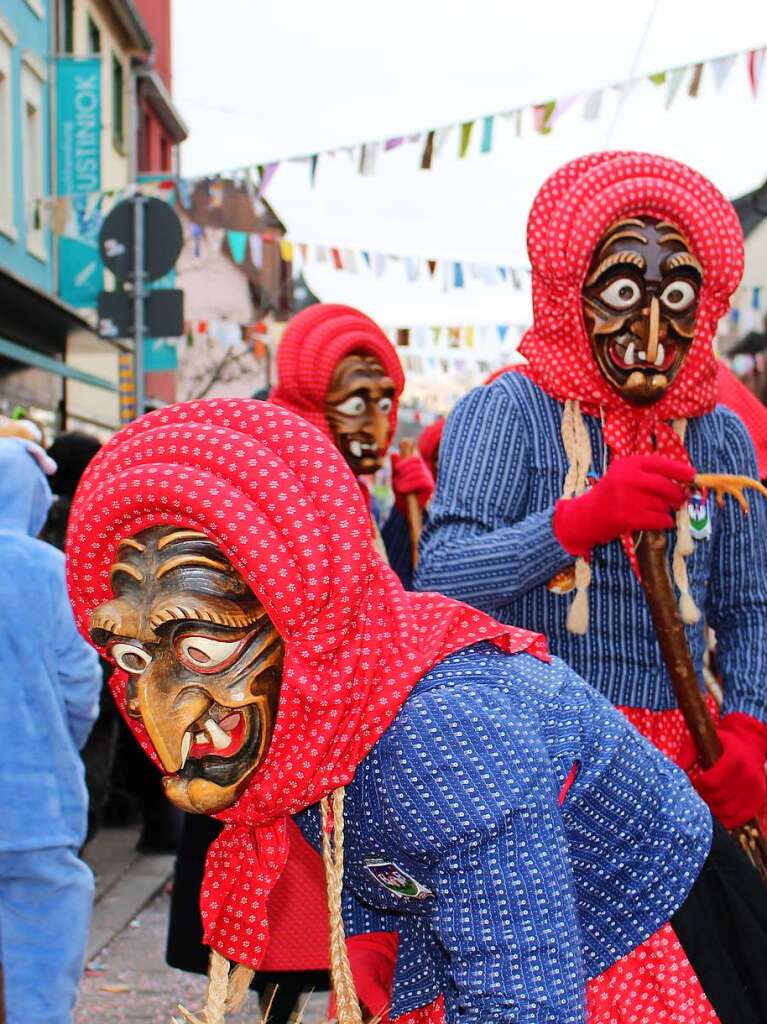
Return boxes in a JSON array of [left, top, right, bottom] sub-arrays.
[[98, 289, 184, 340], [97, 291, 132, 340], [99, 196, 183, 283]]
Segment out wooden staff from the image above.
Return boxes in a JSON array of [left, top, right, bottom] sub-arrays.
[[398, 439, 423, 570], [636, 490, 767, 881]]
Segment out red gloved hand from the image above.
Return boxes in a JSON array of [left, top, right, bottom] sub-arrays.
[[676, 712, 767, 829], [327, 931, 397, 1022], [390, 452, 435, 513], [553, 454, 695, 557]]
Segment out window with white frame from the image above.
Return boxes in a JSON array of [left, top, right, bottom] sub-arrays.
[[0, 24, 15, 239], [21, 58, 45, 260]]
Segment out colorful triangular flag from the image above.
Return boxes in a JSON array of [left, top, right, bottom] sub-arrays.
[[459, 121, 474, 157], [688, 62, 704, 97], [748, 48, 766, 97], [665, 66, 687, 109], [226, 230, 248, 264], [710, 54, 736, 91], [480, 116, 494, 153]]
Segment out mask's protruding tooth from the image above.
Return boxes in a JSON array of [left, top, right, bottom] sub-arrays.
[[655, 343, 665, 367], [349, 440, 362, 458], [205, 717, 230, 750], [180, 731, 192, 768], [624, 341, 636, 366]]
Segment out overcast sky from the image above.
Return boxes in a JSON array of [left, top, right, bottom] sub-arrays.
[[172, 0, 767, 325]]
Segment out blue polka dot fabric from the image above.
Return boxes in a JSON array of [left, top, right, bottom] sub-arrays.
[[296, 642, 711, 1022]]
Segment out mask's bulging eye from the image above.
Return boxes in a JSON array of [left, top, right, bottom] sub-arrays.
[[333, 396, 366, 416], [598, 277, 642, 310], [378, 397, 393, 413], [111, 642, 152, 674], [175, 634, 249, 674], [660, 280, 697, 313]]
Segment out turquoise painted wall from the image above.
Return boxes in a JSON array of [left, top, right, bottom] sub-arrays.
[[0, 0, 53, 292]]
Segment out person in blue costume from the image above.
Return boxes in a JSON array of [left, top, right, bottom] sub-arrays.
[[0, 435, 101, 1024], [67, 398, 767, 1024]]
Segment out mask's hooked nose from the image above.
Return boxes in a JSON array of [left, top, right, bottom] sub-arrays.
[[135, 673, 209, 774], [645, 296, 661, 365]]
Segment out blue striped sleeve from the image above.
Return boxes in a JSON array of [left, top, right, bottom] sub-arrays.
[[415, 383, 573, 610], [705, 408, 767, 723], [375, 683, 585, 1024]]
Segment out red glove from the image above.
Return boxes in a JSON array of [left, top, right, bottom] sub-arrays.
[[390, 452, 435, 514], [676, 712, 767, 829], [327, 931, 397, 1022], [553, 454, 695, 557]]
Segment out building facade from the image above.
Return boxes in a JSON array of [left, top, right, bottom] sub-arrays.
[[133, 0, 187, 176]]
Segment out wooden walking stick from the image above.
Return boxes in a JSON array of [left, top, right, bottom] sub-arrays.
[[635, 472, 767, 882], [398, 439, 423, 570]]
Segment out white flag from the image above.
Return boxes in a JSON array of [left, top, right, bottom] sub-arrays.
[[710, 54, 737, 91]]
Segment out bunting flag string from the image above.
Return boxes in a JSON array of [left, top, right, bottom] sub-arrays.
[[27, 43, 767, 225], [36, 187, 533, 290], [170, 43, 767, 192]]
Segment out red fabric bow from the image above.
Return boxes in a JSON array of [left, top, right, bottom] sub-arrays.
[[65, 398, 548, 969]]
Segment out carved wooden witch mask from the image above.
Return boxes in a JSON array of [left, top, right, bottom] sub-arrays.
[[324, 353, 396, 476], [89, 525, 283, 814], [582, 215, 702, 406]]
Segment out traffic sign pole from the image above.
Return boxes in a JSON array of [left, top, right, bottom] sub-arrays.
[[133, 194, 146, 419]]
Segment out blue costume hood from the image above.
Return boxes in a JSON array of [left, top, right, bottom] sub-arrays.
[[0, 438, 53, 538]]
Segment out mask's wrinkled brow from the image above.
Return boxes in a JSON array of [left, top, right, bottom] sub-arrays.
[[596, 219, 649, 258]]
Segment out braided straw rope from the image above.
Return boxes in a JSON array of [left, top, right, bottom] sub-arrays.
[[321, 788, 363, 1024], [561, 400, 594, 634], [671, 419, 701, 624], [224, 964, 256, 1014], [173, 948, 236, 1024]]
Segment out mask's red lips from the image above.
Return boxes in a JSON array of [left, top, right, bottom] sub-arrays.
[[189, 710, 248, 760], [608, 338, 677, 373]]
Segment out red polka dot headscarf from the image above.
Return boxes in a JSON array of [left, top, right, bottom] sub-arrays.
[[65, 398, 546, 970], [270, 303, 405, 444], [520, 151, 744, 460]]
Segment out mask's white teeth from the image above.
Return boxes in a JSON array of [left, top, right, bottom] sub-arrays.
[[349, 440, 362, 458], [180, 731, 192, 768], [654, 343, 665, 367], [624, 341, 635, 366], [639, 350, 647, 361], [205, 717, 230, 750], [195, 732, 206, 744]]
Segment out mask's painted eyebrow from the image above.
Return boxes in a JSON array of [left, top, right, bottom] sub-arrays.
[[658, 231, 690, 248], [118, 537, 146, 553], [663, 251, 703, 275], [155, 553, 234, 581], [585, 250, 646, 286], [157, 530, 208, 550], [148, 601, 267, 631], [597, 223, 648, 257], [110, 561, 145, 583]]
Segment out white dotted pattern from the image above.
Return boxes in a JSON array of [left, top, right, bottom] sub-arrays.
[[64, 398, 548, 969]]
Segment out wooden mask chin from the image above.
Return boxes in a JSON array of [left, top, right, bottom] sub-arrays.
[[581, 215, 702, 406], [89, 526, 283, 814]]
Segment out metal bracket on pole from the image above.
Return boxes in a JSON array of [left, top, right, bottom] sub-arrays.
[[133, 194, 145, 419]]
